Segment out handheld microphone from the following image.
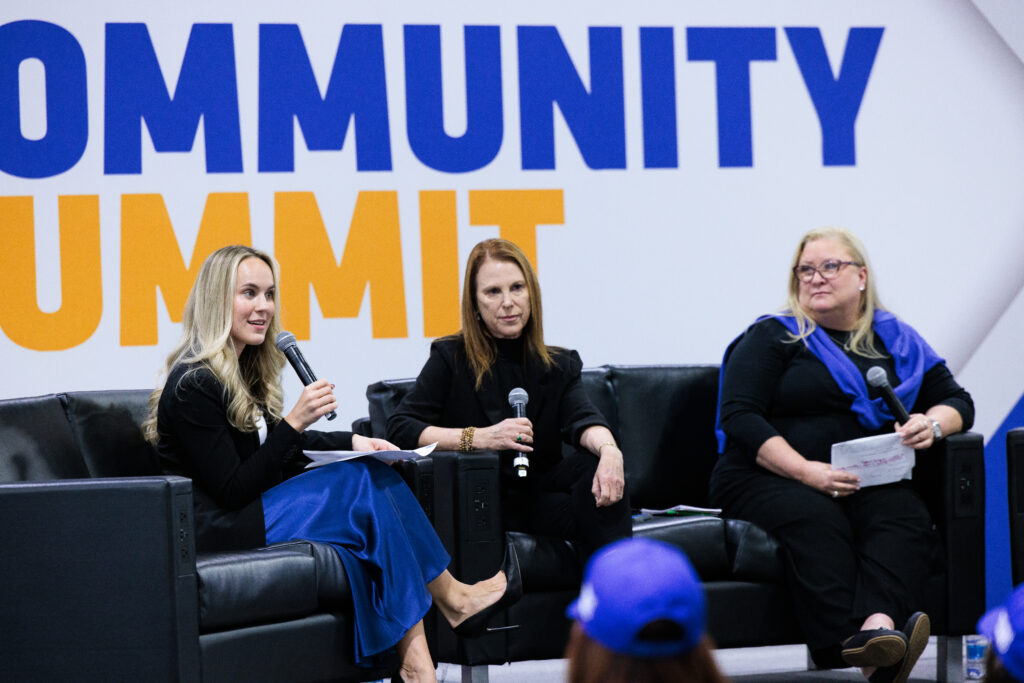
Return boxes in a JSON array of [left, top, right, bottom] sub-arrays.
[[866, 366, 910, 425], [275, 331, 337, 421], [508, 387, 529, 478]]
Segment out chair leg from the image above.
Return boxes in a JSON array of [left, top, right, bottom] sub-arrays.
[[936, 635, 963, 683], [460, 664, 488, 683]]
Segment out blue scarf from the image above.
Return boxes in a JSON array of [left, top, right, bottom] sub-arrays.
[[715, 310, 943, 453]]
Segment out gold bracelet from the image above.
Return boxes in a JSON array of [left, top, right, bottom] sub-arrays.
[[460, 426, 476, 452], [598, 441, 617, 453]]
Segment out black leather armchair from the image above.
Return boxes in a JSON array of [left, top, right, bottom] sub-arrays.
[[0, 390, 390, 682], [363, 364, 986, 682], [1008, 427, 1024, 585]]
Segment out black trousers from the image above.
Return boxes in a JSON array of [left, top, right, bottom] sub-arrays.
[[711, 469, 937, 669], [505, 448, 632, 559]]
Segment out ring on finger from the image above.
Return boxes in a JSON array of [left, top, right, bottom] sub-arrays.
[[832, 490, 839, 498], [516, 434, 523, 443]]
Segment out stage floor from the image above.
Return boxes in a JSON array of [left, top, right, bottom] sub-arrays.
[[421, 638, 952, 682]]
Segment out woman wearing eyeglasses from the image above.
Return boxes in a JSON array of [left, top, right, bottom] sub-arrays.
[[709, 227, 973, 683]]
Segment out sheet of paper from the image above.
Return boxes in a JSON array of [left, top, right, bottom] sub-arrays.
[[830, 433, 915, 487], [304, 442, 437, 469]]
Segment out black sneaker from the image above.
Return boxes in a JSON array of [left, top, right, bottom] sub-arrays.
[[841, 628, 908, 668], [869, 612, 930, 683]]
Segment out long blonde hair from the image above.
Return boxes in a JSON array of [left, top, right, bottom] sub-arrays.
[[142, 245, 286, 444], [457, 238, 553, 388], [783, 227, 885, 358]]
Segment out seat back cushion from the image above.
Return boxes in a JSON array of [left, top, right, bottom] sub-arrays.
[[578, 368, 616, 433], [608, 365, 720, 510], [0, 394, 86, 482], [366, 379, 417, 439], [63, 390, 161, 477]]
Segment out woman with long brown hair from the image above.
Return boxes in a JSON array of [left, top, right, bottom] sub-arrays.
[[387, 238, 632, 567]]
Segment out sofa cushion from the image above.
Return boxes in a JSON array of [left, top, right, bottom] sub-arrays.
[[634, 515, 733, 580], [197, 547, 318, 631], [62, 390, 161, 477], [507, 531, 583, 592], [303, 541, 354, 607], [0, 395, 86, 482], [724, 518, 785, 582], [608, 365, 720, 510]]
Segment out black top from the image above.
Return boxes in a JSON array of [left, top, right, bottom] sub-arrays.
[[715, 317, 974, 476], [156, 362, 353, 551], [386, 336, 608, 479]]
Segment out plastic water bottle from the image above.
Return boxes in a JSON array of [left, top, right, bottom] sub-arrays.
[[965, 634, 987, 679]]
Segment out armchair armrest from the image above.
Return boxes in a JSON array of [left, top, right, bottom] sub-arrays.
[[912, 432, 986, 634], [1008, 427, 1024, 585], [0, 476, 201, 682], [395, 450, 506, 663], [350, 416, 372, 437], [396, 451, 504, 577]]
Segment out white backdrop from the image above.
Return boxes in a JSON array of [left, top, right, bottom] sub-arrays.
[[2, 0, 1021, 605]]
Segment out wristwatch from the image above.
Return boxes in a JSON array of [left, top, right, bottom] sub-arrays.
[[927, 417, 943, 440]]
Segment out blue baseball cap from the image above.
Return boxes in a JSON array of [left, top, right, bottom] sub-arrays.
[[566, 537, 706, 658], [978, 583, 1024, 681]]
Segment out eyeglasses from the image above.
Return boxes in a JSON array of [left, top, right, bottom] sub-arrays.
[[793, 260, 861, 283]]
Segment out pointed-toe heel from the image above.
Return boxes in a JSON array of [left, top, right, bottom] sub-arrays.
[[453, 541, 523, 637]]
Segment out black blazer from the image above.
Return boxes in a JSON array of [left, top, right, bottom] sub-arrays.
[[386, 337, 608, 479], [156, 363, 353, 552]]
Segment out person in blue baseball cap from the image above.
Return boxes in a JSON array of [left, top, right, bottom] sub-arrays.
[[565, 537, 727, 683], [978, 583, 1024, 682]]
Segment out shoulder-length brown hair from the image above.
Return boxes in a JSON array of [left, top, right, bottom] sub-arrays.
[[564, 623, 728, 683], [457, 238, 553, 388]]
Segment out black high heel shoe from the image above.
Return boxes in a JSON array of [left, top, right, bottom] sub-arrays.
[[452, 541, 523, 637]]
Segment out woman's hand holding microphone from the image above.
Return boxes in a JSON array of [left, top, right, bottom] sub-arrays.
[[285, 379, 338, 433], [474, 418, 534, 452]]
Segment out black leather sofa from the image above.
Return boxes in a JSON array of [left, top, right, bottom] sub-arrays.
[[362, 364, 986, 683], [0, 390, 391, 682]]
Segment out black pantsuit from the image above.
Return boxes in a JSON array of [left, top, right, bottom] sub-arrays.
[[521, 447, 632, 556], [710, 317, 973, 668], [388, 335, 631, 558], [713, 471, 937, 667]]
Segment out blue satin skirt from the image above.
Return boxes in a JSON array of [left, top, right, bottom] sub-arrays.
[[262, 457, 450, 665]]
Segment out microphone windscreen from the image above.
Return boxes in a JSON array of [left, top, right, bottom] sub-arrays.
[[275, 331, 296, 351], [508, 387, 529, 406], [866, 366, 889, 388]]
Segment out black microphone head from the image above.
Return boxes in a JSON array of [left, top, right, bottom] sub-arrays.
[[866, 366, 889, 388], [508, 387, 529, 407], [275, 331, 297, 351]]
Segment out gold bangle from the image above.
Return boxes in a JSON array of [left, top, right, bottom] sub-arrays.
[[460, 426, 476, 452], [598, 441, 617, 453]]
